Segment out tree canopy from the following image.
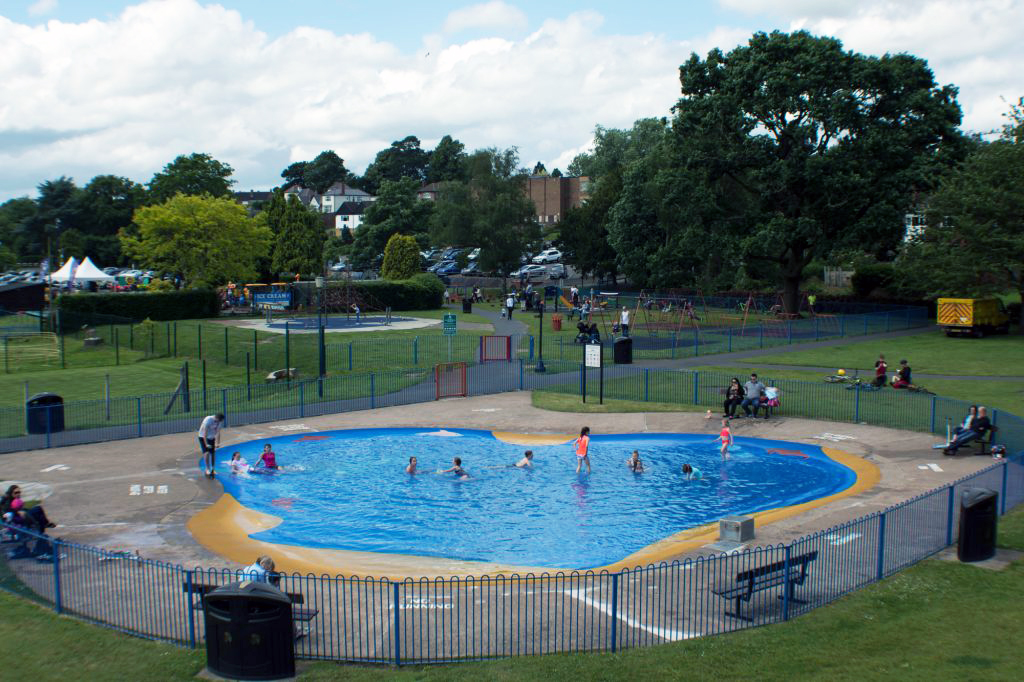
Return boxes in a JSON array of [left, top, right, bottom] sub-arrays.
[[122, 194, 270, 287], [280, 150, 350, 193], [360, 136, 431, 194], [427, 135, 468, 183], [148, 153, 235, 203], [350, 177, 432, 269], [271, 195, 326, 278]]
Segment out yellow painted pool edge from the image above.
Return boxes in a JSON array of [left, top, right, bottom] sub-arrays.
[[187, 437, 880, 579]]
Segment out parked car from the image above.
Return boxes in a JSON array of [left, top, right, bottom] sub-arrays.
[[548, 264, 566, 279], [102, 267, 120, 275], [461, 262, 482, 275], [467, 247, 481, 261], [441, 247, 464, 261], [428, 260, 453, 273], [518, 264, 548, 281], [532, 248, 562, 264], [436, 261, 461, 275]]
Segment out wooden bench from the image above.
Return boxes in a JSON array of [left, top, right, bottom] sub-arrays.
[[718, 388, 782, 419], [182, 581, 319, 635], [975, 425, 998, 455], [713, 550, 818, 621]]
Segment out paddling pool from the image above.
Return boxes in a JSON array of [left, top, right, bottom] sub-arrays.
[[215, 428, 858, 569]]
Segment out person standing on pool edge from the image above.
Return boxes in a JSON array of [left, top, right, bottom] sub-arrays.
[[575, 426, 591, 474], [197, 413, 224, 478]]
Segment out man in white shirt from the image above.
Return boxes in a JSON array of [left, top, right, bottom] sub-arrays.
[[197, 413, 225, 478], [505, 293, 515, 320], [620, 306, 631, 337]]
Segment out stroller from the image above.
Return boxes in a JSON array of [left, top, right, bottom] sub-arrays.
[[574, 322, 590, 344]]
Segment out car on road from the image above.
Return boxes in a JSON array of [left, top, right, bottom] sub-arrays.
[[532, 248, 562, 264]]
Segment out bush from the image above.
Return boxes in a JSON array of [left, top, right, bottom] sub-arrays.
[[851, 263, 895, 298], [56, 289, 220, 322], [381, 234, 420, 280], [314, 273, 444, 311]]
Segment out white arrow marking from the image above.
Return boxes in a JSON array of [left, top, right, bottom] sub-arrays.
[[927, 463, 943, 472], [40, 464, 69, 472]]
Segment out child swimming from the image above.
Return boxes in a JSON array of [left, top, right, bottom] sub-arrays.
[[515, 451, 534, 468], [249, 444, 280, 473], [682, 463, 702, 480], [439, 457, 470, 479], [575, 426, 591, 474], [228, 452, 247, 475], [626, 450, 645, 473], [406, 456, 419, 474]]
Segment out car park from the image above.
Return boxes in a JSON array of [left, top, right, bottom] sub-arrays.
[[532, 248, 562, 264]]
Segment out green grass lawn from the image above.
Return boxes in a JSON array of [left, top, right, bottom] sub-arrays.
[[4, 508, 1022, 680], [747, 329, 1024, 377]]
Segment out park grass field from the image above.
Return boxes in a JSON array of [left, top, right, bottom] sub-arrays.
[[3, 508, 1022, 681]]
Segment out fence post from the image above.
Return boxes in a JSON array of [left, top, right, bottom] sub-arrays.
[[166, 322, 170, 357], [671, 333, 676, 359], [759, 324, 764, 348], [252, 330, 258, 370], [580, 363, 585, 397], [876, 512, 887, 580], [284, 327, 290, 378], [173, 322, 177, 357], [299, 383, 304, 418], [197, 324, 202, 359], [787, 320, 793, 344], [246, 353, 251, 401], [529, 336, 534, 361], [129, 324, 134, 350], [782, 545, 792, 620], [186, 570, 197, 648], [519, 359, 524, 390], [728, 326, 732, 352], [115, 328, 120, 366], [393, 581, 401, 666], [413, 337, 418, 366], [52, 538, 62, 613], [221, 389, 227, 422], [610, 572, 619, 652], [644, 369, 649, 402], [224, 327, 229, 364], [930, 396, 937, 433], [692, 372, 699, 405], [348, 343, 353, 371], [60, 333, 65, 369], [854, 385, 860, 422], [693, 328, 699, 356], [1001, 462, 1008, 515], [136, 397, 143, 438], [946, 486, 955, 546], [370, 374, 375, 409]]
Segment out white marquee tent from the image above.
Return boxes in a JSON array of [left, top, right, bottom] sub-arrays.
[[49, 257, 116, 284]]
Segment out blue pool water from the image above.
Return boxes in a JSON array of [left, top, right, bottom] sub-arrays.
[[217, 429, 856, 569]]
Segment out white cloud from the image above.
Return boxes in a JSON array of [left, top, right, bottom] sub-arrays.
[[442, 1, 528, 35], [27, 0, 58, 17]]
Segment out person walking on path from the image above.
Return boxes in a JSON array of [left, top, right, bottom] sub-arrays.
[[197, 413, 225, 478]]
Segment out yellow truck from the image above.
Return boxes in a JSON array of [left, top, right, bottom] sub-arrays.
[[937, 298, 1010, 337]]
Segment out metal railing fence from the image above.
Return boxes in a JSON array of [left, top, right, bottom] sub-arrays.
[[3, 452, 1021, 663]]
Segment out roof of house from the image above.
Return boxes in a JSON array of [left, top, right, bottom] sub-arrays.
[[322, 182, 371, 197], [336, 201, 369, 215]]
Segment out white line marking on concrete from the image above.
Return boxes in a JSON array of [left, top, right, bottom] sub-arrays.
[[814, 433, 857, 442], [40, 464, 69, 472], [269, 424, 313, 431], [826, 532, 862, 546], [471, 408, 500, 412], [927, 463, 944, 472], [918, 465, 930, 470], [561, 589, 694, 641]]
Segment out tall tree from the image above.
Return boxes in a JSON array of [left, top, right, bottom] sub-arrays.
[[16, 177, 82, 263], [121, 194, 270, 287], [271, 195, 326, 277], [360, 136, 431, 194], [148, 153, 235, 203], [612, 31, 963, 310], [381, 233, 420, 280], [559, 169, 623, 282], [0, 197, 42, 261], [350, 177, 432, 269], [427, 135, 467, 183], [304, 150, 350, 194], [899, 98, 1024, 330]]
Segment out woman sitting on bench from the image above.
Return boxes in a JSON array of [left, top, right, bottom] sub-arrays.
[[944, 406, 991, 455]]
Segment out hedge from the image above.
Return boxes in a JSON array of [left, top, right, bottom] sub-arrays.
[[56, 289, 220, 323], [290, 274, 444, 311]]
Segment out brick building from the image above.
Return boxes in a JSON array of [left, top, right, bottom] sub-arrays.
[[526, 175, 590, 224]]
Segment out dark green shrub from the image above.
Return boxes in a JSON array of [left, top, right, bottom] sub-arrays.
[[851, 263, 895, 298], [56, 289, 220, 322]]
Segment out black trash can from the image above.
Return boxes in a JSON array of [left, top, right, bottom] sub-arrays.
[[958, 487, 998, 562], [614, 336, 633, 364], [462, 298, 472, 313], [204, 581, 294, 680], [26, 393, 64, 435]]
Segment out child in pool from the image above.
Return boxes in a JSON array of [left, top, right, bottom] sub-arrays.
[[440, 457, 470, 479], [575, 426, 591, 474], [250, 444, 280, 472], [715, 419, 732, 460], [228, 452, 247, 475], [626, 450, 645, 473], [406, 456, 419, 474], [515, 451, 534, 468], [682, 463, 702, 480]]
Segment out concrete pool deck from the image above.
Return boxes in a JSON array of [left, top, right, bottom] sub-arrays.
[[0, 392, 997, 577]]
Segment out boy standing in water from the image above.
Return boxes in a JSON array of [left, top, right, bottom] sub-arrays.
[[575, 426, 591, 474], [715, 419, 733, 459], [626, 450, 644, 473]]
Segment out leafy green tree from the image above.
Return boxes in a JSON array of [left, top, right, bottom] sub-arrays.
[[304, 150, 349, 193], [148, 153, 235, 203], [350, 177, 432, 269], [75, 175, 147, 236], [559, 169, 623, 282], [568, 120, 667, 180], [17, 177, 82, 263], [0, 243, 16, 270], [360, 136, 430, 194], [272, 195, 326, 277], [339, 225, 354, 245], [899, 98, 1024, 330], [381, 233, 421, 280], [550, 168, 563, 178], [427, 135, 467, 183], [324, 235, 350, 266], [611, 31, 963, 310], [121, 194, 271, 287], [0, 197, 40, 261], [532, 162, 548, 176], [280, 161, 308, 187]]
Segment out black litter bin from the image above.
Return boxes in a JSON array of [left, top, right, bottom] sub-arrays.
[[462, 298, 472, 313], [204, 581, 294, 680], [26, 393, 64, 434], [614, 336, 633, 364], [958, 488, 998, 562]]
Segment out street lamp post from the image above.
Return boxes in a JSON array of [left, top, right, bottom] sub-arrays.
[[535, 292, 546, 373], [315, 276, 326, 387]]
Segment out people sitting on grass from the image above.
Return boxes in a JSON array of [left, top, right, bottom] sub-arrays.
[[873, 354, 888, 388], [723, 377, 744, 418], [891, 359, 914, 389], [944, 406, 991, 455], [740, 373, 766, 418]]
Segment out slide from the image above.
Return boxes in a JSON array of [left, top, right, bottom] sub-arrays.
[[560, 295, 573, 309]]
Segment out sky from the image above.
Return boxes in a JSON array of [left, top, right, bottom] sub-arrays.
[[1, 0, 1022, 200]]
